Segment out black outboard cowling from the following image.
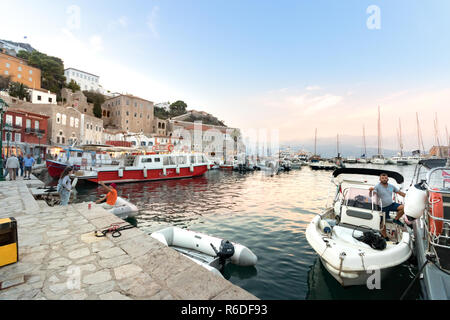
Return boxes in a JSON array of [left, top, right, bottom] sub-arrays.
[[211, 240, 235, 269], [218, 240, 235, 260]]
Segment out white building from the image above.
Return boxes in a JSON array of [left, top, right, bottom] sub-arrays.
[[29, 88, 57, 104], [64, 68, 102, 92]]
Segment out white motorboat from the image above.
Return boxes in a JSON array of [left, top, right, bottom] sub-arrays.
[[107, 196, 139, 219], [151, 226, 258, 277], [306, 167, 413, 286], [371, 156, 388, 165]]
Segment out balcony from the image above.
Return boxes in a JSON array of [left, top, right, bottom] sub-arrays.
[[25, 128, 45, 135]]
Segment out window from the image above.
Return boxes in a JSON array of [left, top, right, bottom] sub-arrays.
[[56, 113, 61, 124], [75, 119, 79, 128], [15, 116, 22, 127], [4, 70, 8, 75], [177, 156, 187, 165], [18, 66, 22, 71], [48, 97, 52, 103], [14, 133, 21, 142], [141, 141, 146, 146], [29, 70, 32, 75], [154, 158, 160, 163], [37, 95, 42, 101], [142, 158, 152, 163], [62, 137, 65, 144], [70, 117, 74, 127], [134, 113, 137, 118], [190, 156, 196, 164], [29, 77, 32, 82], [126, 100, 129, 106], [35, 120, 39, 130], [62, 114, 66, 125], [18, 74, 21, 79], [5, 63, 10, 68], [87, 123, 90, 129], [57, 137, 60, 144], [26, 119, 31, 129]]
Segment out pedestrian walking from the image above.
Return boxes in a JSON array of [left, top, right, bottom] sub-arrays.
[[57, 166, 74, 206], [5, 155, 20, 181], [23, 154, 35, 180]]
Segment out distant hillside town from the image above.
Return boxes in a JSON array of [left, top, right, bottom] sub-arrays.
[[0, 39, 244, 162]]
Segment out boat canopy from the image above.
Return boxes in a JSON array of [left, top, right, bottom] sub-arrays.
[[419, 158, 448, 170], [332, 168, 404, 184]]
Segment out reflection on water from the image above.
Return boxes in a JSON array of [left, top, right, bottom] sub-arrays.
[[75, 164, 421, 300]]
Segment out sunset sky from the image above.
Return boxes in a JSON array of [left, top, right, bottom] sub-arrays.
[[2, 0, 450, 153]]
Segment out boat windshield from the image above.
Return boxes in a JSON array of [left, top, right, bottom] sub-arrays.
[[427, 168, 450, 192], [344, 188, 381, 211]]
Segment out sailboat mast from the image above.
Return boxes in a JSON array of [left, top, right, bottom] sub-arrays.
[[399, 118, 403, 157], [416, 112, 425, 155], [363, 125, 367, 157], [434, 113, 442, 157], [337, 134, 340, 158], [314, 128, 317, 156], [378, 106, 381, 156]]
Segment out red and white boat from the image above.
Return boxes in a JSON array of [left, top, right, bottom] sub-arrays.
[[46, 147, 113, 179], [75, 152, 211, 184]]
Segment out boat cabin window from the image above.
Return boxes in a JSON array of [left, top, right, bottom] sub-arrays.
[[154, 158, 160, 163], [141, 158, 152, 163], [344, 188, 381, 211], [163, 156, 176, 166], [177, 156, 187, 165], [190, 156, 196, 164]]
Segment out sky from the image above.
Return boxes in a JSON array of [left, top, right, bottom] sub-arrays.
[[2, 0, 450, 154]]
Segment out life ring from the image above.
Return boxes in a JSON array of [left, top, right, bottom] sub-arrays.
[[167, 144, 174, 152], [429, 189, 443, 236]]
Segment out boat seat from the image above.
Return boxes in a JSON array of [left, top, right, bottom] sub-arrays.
[[340, 206, 381, 231]]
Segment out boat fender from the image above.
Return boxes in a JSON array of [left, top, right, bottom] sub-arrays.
[[190, 164, 194, 173], [319, 219, 332, 234], [404, 181, 427, 219], [176, 166, 180, 174], [118, 169, 123, 178], [143, 168, 147, 178], [163, 167, 167, 176]]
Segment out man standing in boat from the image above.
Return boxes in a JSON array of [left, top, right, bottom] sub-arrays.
[[369, 173, 406, 239], [95, 182, 118, 209]]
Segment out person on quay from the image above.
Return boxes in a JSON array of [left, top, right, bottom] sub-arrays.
[[369, 173, 406, 240], [23, 153, 35, 180], [95, 182, 118, 209], [58, 166, 74, 206], [18, 154, 24, 177], [5, 154, 20, 181]]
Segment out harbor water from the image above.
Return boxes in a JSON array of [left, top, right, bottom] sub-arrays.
[[75, 164, 421, 300]]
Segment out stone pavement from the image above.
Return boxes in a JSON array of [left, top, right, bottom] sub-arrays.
[[0, 180, 258, 300]]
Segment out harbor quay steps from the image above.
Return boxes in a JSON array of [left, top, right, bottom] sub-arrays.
[[0, 178, 257, 300]]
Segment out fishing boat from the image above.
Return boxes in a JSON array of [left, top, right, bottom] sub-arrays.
[[306, 167, 413, 286], [403, 158, 450, 299], [74, 152, 210, 184], [151, 226, 258, 277]]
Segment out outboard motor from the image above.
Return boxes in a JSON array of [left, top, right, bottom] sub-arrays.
[[404, 180, 428, 219], [211, 240, 235, 269]]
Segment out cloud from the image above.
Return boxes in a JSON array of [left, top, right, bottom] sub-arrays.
[[305, 85, 321, 91], [147, 6, 160, 39]]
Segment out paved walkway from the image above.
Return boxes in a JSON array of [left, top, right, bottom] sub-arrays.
[[0, 180, 258, 300]]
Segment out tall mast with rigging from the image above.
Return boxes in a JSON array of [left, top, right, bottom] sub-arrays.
[[398, 118, 404, 157], [377, 106, 382, 157], [416, 112, 425, 155]]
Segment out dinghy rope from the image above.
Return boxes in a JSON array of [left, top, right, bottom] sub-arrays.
[[320, 238, 331, 258], [359, 252, 366, 271], [400, 251, 436, 300], [95, 223, 135, 238]]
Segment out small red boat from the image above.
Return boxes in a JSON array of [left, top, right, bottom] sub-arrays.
[[46, 159, 80, 179], [219, 164, 234, 170]]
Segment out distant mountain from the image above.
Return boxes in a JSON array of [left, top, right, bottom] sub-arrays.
[[0, 39, 36, 55]]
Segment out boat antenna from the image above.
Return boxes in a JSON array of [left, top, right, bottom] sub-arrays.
[[362, 125, 367, 158]]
